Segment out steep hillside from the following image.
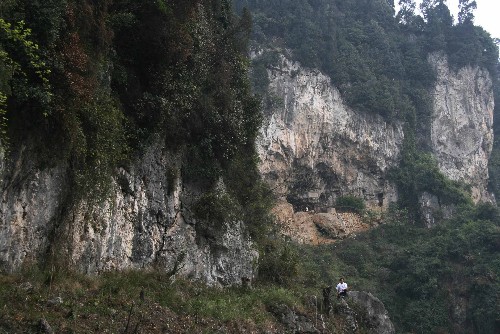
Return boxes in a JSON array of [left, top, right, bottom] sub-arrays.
[[234, 0, 500, 333], [236, 0, 499, 222], [0, 0, 271, 284]]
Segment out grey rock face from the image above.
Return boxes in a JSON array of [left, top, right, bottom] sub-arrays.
[[348, 291, 395, 334], [418, 192, 457, 228], [0, 144, 68, 272], [38, 318, 54, 334], [337, 298, 359, 334], [257, 54, 403, 211], [257, 52, 495, 225], [429, 53, 495, 204], [0, 138, 257, 286]]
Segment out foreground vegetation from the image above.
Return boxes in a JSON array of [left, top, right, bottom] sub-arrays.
[[0, 270, 286, 333], [1, 202, 497, 333], [0, 267, 369, 333], [300, 204, 500, 333]]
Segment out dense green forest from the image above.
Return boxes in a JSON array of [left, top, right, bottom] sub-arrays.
[[235, 0, 498, 121], [298, 203, 500, 333], [0, 0, 273, 237]]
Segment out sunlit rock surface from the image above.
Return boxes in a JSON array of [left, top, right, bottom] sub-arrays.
[[257, 54, 404, 212]]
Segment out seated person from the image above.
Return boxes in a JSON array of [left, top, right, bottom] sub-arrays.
[[336, 277, 348, 298]]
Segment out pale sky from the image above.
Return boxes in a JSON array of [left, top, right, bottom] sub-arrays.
[[397, 0, 500, 39], [473, 0, 500, 39]]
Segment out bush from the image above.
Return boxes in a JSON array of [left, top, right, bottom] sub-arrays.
[[193, 187, 241, 224], [335, 195, 365, 214], [257, 239, 299, 286]]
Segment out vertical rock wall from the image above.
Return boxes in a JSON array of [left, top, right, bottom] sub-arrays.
[[428, 53, 495, 204], [0, 138, 257, 285], [257, 55, 404, 211], [257, 52, 495, 225], [0, 147, 68, 271]]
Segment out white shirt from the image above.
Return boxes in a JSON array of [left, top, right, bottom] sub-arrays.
[[336, 282, 348, 293]]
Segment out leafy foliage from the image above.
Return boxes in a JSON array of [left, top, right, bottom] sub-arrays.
[[297, 203, 500, 333], [193, 187, 241, 224], [0, 18, 52, 145], [389, 133, 472, 221], [0, 1, 269, 211], [458, 0, 477, 25], [257, 239, 300, 286], [335, 195, 366, 214]]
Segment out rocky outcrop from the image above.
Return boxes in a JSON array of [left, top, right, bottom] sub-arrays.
[[429, 53, 495, 204], [418, 191, 458, 227], [336, 298, 359, 334], [348, 291, 395, 334], [269, 304, 319, 334], [0, 138, 257, 286], [0, 144, 69, 272], [257, 54, 404, 211]]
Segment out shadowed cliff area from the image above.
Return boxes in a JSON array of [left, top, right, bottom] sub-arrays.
[[0, 0, 273, 283]]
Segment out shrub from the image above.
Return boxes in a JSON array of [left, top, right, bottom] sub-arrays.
[[335, 195, 365, 214], [193, 187, 241, 224], [257, 239, 299, 286]]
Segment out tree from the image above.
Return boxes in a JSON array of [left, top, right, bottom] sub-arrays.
[[420, 0, 451, 23], [0, 18, 52, 146], [458, 0, 477, 25], [420, 0, 438, 21], [420, 0, 452, 26], [397, 0, 417, 25]]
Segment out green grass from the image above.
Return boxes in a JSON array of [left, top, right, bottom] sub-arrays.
[[0, 268, 314, 333]]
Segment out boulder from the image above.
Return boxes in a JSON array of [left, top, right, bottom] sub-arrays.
[[348, 291, 395, 334]]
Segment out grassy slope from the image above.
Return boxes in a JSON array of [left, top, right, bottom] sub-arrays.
[[0, 268, 369, 333]]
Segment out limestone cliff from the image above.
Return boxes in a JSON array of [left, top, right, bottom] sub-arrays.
[[0, 48, 495, 280], [428, 53, 495, 204], [0, 138, 257, 285], [257, 54, 404, 212], [257, 52, 495, 229]]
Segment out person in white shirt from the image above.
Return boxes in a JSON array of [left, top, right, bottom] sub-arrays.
[[336, 277, 348, 298]]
